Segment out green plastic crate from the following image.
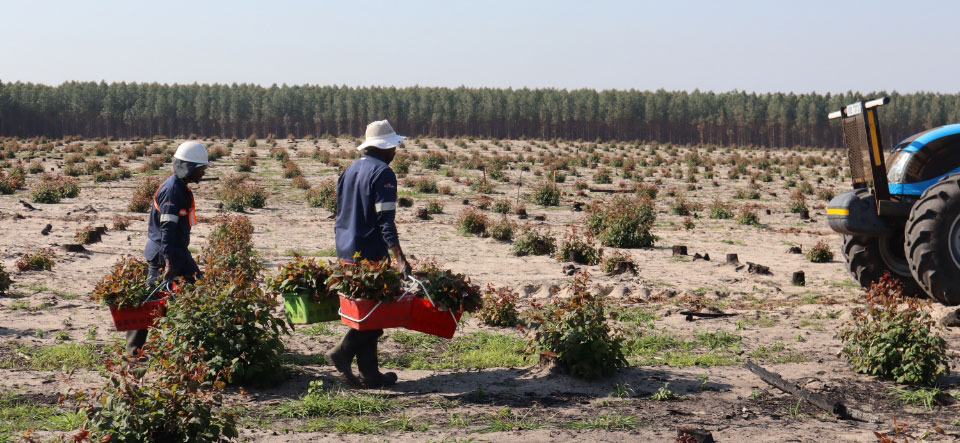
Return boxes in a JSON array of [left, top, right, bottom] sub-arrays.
[[282, 293, 339, 324]]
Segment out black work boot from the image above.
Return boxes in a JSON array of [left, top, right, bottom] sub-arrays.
[[356, 329, 397, 389], [324, 329, 363, 387], [125, 329, 148, 358]]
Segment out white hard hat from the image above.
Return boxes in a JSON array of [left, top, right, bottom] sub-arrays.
[[356, 120, 406, 151], [173, 141, 210, 165]]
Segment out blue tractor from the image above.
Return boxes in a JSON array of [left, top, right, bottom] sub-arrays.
[[827, 97, 960, 305]]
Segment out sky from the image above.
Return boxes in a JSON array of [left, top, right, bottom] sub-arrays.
[[0, 0, 958, 94]]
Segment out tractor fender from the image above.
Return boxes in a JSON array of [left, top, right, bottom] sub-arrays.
[[827, 189, 891, 237]]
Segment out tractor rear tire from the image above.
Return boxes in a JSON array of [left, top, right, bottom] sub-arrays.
[[842, 234, 921, 297], [905, 173, 960, 305]]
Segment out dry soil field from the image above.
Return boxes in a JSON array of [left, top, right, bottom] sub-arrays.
[[1, 136, 959, 442]]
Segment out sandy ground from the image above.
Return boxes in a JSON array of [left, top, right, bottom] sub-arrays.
[[2, 137, 959, 442]]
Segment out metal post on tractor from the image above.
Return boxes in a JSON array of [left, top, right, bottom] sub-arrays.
[[828, 97, 892, 212]]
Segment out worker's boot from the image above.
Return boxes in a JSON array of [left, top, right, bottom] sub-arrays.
[[124, 329, 148, 359], [324, 329, 363, 387], [356, 329, 397, 389]]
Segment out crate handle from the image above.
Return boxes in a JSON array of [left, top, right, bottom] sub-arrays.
[[141, 280, 174, 306], [337, 283, 417, 324]]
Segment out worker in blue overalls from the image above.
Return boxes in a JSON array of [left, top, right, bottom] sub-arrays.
[[326, 120, 411, 388], [127, 141, 209, 357]]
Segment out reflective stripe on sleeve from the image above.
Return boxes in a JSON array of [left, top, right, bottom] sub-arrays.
[[160, 214, 180, 223], [375, 202, 397, 212]]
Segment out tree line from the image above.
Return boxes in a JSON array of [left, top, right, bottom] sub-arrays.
[[1, 81, 958, 148]]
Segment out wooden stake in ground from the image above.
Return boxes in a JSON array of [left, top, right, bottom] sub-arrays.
[[743, 361, 880, 423], [516, 167, 523, 207]]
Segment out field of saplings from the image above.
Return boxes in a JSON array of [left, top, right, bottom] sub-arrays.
[[1, 135, 960, 442]]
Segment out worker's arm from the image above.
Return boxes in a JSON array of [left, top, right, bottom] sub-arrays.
[[372, 169, 410, 275], [334, 173, 344, 219]]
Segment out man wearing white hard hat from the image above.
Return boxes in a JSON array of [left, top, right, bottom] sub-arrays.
[[326, 120, 410, 388], [127, 141, 210, 357]]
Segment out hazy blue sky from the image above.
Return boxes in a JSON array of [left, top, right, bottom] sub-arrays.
[[1, 0, 957, 93]]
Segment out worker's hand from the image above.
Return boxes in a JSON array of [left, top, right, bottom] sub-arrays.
[[161, 258, 173, 282], [396, 255, 412, 277]]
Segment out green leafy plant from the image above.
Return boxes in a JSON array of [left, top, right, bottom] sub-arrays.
[[15, 247, 56, 271], [406, 176, 438, 193], [154, 216, 287, 385], [531, 181, 560, 206], [737, 206, 761, 226], [326, 258, 403, 302], [413, 260, 483, 312], [651, 383, 678, 401], [585, 196, 657, 248], [487, 216, 516, 242], [556, 227, 603, 265], [425, 198, 444, 214], [216, 175, 267, 212], [282, 160, 302, 178], [634, 182, 658, 199], [265, 255, 334, 302], [128, 176, 163, 213], [492, 199, 511, 214], [839, 273, 949, 386], [153, 275, 289, 385], [456, 206, 488, 236], [512, 226, 556, 256], [788, 190, 808, 213], [76, 345, 238, 442], [30, 174, 79, 203], [421, 152, 445, 170], [201, 215, 262, 286], [0, 263, 12, 296], [708, 198, 733, 219], [91, 257, 152, 308], [529, 271, 627, 379], [306, 179, 337, 212], [670, 195, 692, 216], [806, 239, 834, 263], [477, 284, 522, 327], [235, 154, 255, 172]]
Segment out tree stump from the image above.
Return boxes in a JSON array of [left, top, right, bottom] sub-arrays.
[[792, 271, 805, 286], [677, 428, 714, 443], [747, 262, 772, 275]]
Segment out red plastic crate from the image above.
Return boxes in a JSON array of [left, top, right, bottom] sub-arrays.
[[406, 298, 462, 339], [338, 294, 413, 330], [109, 299, 167, 331]]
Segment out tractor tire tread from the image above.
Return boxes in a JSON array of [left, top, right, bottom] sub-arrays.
[[905, 173, 960, 305]]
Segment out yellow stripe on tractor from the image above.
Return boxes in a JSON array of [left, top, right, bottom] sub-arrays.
[[827, 208, 849, 216], [866, 109, 882, 167]]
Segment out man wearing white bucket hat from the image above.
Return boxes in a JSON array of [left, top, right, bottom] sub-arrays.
[[326, 120, 410, 388]]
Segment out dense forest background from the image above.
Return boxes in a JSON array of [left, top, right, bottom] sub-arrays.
[[2, 81, 958, 148]]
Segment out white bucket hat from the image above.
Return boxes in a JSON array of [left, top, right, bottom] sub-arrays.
[[356, 120, 406, 151]]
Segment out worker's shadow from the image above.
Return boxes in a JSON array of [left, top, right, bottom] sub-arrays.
[[389, 366, 733, 405]]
